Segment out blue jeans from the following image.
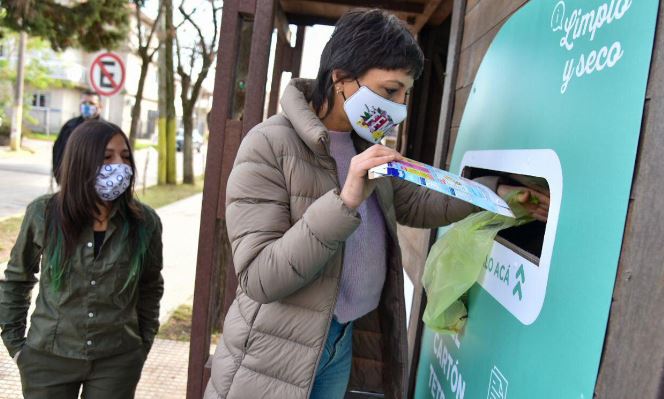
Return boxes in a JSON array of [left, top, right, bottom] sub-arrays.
[[310, 318, 353, 399]]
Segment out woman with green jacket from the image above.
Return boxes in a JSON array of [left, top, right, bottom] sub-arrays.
[[0, 120, 164, 399]]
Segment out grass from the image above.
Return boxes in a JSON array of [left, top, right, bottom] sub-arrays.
[[0, 177, 205, 263], [136, 175, 204, 209], [0, 216, 24, 263], [25, 133, 156, 150], [134, 141, 158, 151], [157, 303, 220, 344], [26, 132, 57, 142], [157, 304, 194, 342]]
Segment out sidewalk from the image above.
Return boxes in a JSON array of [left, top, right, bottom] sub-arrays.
[[0, 192, 204, 397], [0, 338, 192, 399]]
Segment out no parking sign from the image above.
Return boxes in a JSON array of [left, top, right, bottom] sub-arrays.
[[89, 52, 126, 96]]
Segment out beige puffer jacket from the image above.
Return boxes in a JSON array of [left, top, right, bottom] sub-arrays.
[[204, 79, 496, 399]]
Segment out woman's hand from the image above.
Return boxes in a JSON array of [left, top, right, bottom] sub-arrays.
[[340, 144, 402, 209], [497, 184, 550, 222]]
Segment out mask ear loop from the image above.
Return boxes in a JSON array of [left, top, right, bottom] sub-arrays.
[[337, 78, 362, 102]]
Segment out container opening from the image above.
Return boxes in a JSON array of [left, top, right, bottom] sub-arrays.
[[462, 166, 550, 265]]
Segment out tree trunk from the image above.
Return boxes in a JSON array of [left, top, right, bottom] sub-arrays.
[[164, 0, 177, 185], [157, 5, 167, 185], [129, 58, 150, 148], [10, 31, 27, 151], [182, 103, 194, 184]]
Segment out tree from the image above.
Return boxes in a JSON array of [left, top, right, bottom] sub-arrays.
[[0, 32, 62, 127], [175, 0, 221, 184], [128, 0, 162, 148], [0, 0, 129, 150], [0, 0, 129, 51], [158, 0, 177, 185]]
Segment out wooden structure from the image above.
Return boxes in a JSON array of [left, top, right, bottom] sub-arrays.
[[186, 1, 457, 398], [188, 0, 664, 397]]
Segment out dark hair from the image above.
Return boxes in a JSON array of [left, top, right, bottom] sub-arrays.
[[312, 9, 424, 117], [44, 120, 146, 290], [83, 89, 100, 98]]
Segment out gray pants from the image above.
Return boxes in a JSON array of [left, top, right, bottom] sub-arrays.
[[16, 345, 146, 399]]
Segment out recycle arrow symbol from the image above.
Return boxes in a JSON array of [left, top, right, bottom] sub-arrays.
[[512, 264, 526, 301]]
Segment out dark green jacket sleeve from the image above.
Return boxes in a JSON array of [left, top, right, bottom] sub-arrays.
[[393, 175, 501, 228], [0, 199, 45, 357], [136, 210, 164, 353]]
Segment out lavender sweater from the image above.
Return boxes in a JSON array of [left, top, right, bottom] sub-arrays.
[[328, 131, 387, 323]]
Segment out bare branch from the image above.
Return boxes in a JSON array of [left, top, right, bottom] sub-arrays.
[[188, 46, 197, 77], [175, 29, 185, 72], [134, 2, 144, 49], [145, 1, 164, 51], [209, 0, 221, 54], [178, 2, 208, 59]]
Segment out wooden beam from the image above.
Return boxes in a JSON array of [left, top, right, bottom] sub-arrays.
[[284, 12, 337, 26], [292, 0, 425, 14], [274, 3, 291, 43], [267, 34, 288, 117], [595, 3, 664, 396], [429, 0, 454, 26], [289, 25, 306, 77], [243, 0, 276, 134], [433, 0, 465, 169], [411, 0, 443, 33], [407, 1, 466, 397], [238, 0, 256, 15], [186, 0, 242, 397]]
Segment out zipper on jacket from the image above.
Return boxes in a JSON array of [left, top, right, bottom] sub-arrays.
[[306, 136, 346, 397]]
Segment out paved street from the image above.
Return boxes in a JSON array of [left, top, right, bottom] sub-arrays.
[[0, 139, 53, 218], [0, 138, 206, 219]]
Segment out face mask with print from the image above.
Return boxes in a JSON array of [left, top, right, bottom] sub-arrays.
[[95, 163, 133, 201], [342, 84, 408, 144], [81, 103, 98, 119]]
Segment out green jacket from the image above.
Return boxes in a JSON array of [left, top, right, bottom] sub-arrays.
[[0, 195, 164, 360]]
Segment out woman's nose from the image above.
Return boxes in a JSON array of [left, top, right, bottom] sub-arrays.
[[111, 154, 124, 164], [395, 91, 408, 104]]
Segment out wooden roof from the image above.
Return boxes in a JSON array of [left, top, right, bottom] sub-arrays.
[[280, 0, 453, 33]]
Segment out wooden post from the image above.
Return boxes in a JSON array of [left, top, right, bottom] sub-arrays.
[[432, 0, 466, 169], [267, 33, 287, 117], [290, 26, 306, 77], [243, 0, 276, 135], [187, 1, 276, 398], [407, 1, 466, 397], [594, 4, 664, 396], [267, 24, 306, 117], [186, 0, 243, 397]]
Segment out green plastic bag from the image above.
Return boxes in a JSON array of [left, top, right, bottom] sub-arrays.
[[421, 192, 534, 334]]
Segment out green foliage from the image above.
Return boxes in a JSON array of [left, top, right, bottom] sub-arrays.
[[0, 0, 130, 51], [0, 32, 59, 125]]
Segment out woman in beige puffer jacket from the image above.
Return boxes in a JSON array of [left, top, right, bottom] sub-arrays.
[[204, 9, 549, 399]]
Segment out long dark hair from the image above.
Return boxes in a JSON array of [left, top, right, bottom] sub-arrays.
[[44, 120, 147, 290], [311, 9, 425, 118]]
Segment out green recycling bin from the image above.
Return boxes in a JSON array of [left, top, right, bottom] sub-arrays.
[[414, 0, 659, 398]]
